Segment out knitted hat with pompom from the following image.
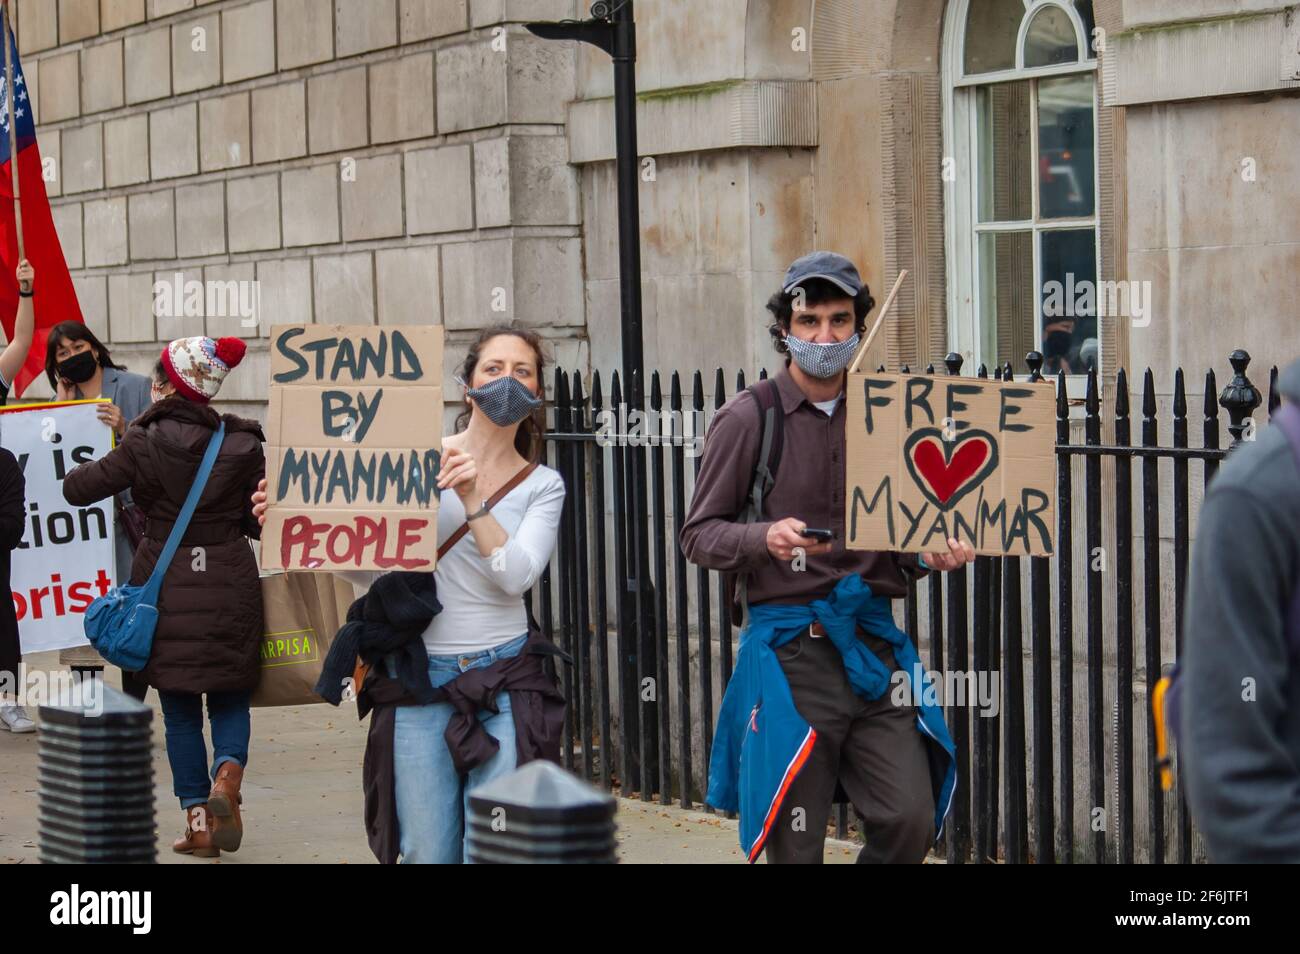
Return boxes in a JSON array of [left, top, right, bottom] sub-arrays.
[[161, 336, 247, 403]]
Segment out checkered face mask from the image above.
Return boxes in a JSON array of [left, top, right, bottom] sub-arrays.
[[784, 332, 861, 379], [460, 374, 544, 427]]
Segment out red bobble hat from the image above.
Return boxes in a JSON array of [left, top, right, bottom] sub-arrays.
[[161, 336, 247, 403]]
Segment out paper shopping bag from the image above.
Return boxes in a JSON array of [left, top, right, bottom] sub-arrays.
[[250, 571, 354, 707]]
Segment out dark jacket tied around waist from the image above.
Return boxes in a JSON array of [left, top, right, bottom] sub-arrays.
[[315, 571, 441, 706], [316, 570, 569, 864]]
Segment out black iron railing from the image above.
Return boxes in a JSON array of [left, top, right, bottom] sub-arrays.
[[528, 349, 1280, 863]]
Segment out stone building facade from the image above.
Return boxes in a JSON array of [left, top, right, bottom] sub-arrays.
[[11, 0, 1298, 419], [13, 0, 586, 430]]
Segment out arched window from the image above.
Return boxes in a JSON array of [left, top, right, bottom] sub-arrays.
[[943, 0, 1099, 377]]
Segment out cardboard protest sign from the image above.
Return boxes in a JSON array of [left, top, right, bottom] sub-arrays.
[[0, 401, 115, 653], [845, 373, 1056, 556], [261, 324, 444, 572]]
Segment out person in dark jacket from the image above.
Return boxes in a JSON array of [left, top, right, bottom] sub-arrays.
[[63, 335, 264, 859], [1181, 357, 1300, 862], [0, 258, 35, 733], [0, 449, 27, 732]]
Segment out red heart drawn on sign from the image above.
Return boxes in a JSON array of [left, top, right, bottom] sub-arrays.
[[904, 429, 998, 509]]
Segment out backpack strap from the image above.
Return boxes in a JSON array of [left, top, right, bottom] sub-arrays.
[[1269, 402, 1300, 657], [746, 379, 784, 522], [734, 378, 783, 629]]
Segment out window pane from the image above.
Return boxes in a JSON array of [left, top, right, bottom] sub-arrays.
[[1024, 5, 1079, 67], [964, 0, 1025, 74], [1037, 74, 1095, 218], [978, 230, 1035, 371], [1039, 228, 1098, 375], [1075, 0, 1097, 59], [977, 80, 1033, 222]]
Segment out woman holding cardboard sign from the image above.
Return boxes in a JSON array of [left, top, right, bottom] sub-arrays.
[[252, 325, 568, 864], [64, 335, 265, 859]]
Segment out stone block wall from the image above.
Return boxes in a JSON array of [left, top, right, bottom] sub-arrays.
[[12, 0, 588, 427]]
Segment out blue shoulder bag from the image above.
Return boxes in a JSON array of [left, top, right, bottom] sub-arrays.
[[84, 422, 226, 672]]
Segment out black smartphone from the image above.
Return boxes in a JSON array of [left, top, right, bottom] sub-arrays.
[[801, 527, 835, 542]]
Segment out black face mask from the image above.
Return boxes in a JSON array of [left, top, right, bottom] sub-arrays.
[[56, 350, 98, 385]]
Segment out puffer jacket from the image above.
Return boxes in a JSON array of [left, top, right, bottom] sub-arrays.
[[63, 397, 266, 694]]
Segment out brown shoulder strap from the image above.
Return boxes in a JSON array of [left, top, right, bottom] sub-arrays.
[[436, 461, 540, 560]]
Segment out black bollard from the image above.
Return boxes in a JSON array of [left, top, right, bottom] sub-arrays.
[[38, 682, 156, 864], [466, 760, 618, 864]]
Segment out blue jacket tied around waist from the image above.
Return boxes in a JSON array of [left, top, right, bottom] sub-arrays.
[[707, 574, 957, 862]]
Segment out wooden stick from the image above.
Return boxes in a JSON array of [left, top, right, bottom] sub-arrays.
[[847, 269, 907, 375], [1, 0, 21, 262]]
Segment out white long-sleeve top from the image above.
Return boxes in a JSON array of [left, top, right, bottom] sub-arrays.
[[342, 464, 566, 655]]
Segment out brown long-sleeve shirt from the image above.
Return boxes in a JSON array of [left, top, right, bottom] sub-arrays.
[[680, 361, 923, 619]]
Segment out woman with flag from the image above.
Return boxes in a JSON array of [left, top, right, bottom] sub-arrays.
[[0, 256, 32, 403]]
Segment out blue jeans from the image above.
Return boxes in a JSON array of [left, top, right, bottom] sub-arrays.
[[157, 690, 252, 810], [393, 633, 527, 864]]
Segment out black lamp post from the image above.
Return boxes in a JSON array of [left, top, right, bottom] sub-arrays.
[[527, 1, 658, 797]]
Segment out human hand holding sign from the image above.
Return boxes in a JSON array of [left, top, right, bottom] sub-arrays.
[[96, 402, 125, 438], [436, 446, 479, 503], [252, 478, 268, 526], [922, 536, 976, 572]]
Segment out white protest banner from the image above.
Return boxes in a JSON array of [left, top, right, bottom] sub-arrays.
[[0, 400, 115, 653]]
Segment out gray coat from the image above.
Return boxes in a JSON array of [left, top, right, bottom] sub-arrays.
[[1182, 368, 1300, 862], [78, 366, 152, 578], [94, 366, 153, 429]]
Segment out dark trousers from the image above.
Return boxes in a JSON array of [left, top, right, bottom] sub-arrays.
[[764, 626, 935, 864]]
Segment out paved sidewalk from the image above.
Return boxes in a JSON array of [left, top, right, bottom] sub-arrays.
[[1, 653, 857, 864]]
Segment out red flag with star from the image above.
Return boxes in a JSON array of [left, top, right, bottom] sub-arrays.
[[0, 21, 84, 397]]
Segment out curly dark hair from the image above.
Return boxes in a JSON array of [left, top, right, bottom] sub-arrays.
[[765, 278, 876, 354], [452, 325, 549, 463]]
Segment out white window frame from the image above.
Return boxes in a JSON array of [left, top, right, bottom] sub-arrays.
[[942, 0, 1101, 391]]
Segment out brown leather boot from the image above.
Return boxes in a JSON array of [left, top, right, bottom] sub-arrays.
[[171, 805, 218, 857], [207, 761, 244, 852]]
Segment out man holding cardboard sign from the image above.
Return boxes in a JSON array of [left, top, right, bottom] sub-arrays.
[[681, 251, 974, 864], [845, 371, 1056, 556]]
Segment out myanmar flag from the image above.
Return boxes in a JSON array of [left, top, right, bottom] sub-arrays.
[[0, 24, 84, 396]]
